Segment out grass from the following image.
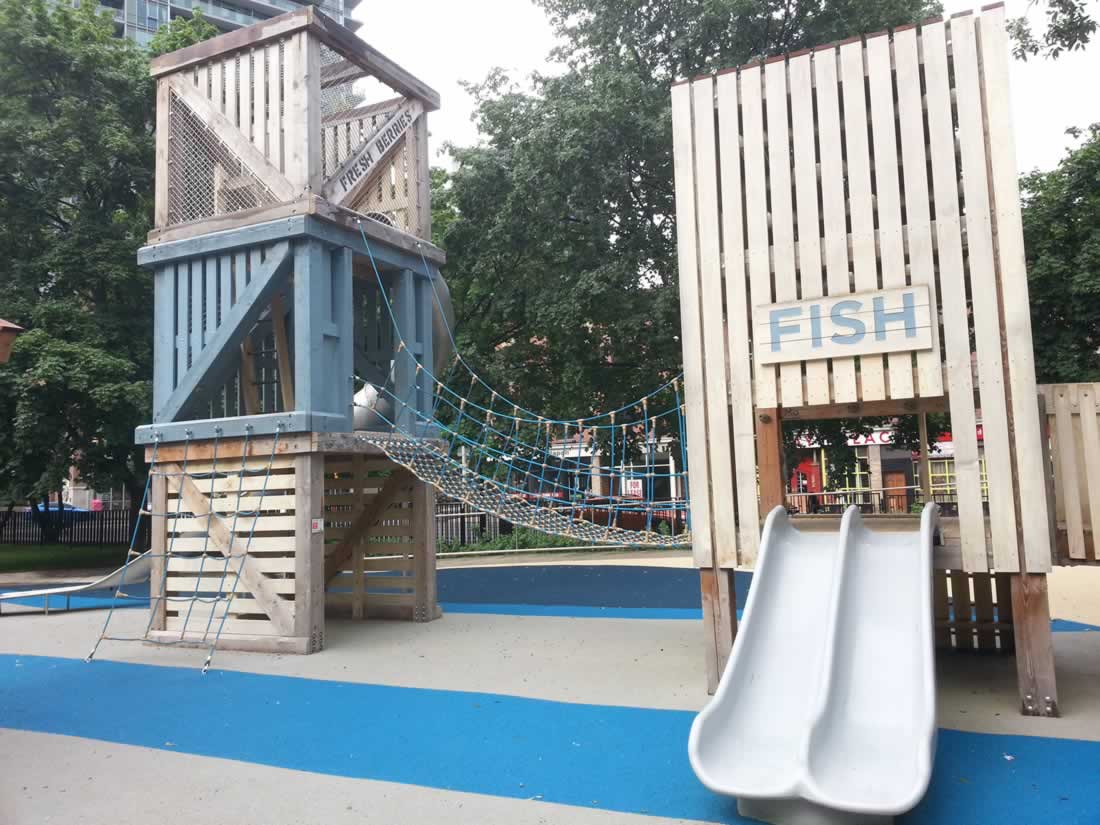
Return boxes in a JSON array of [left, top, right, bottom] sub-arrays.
[[0, 544, 129, 574]]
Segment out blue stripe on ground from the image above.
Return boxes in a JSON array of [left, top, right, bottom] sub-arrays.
[[1, 654, 1098, 824], [435, 566, 1098, 630], [439, 602, 707, 620], [436, 565, 753, 608], [6, 565, 1099, 631]]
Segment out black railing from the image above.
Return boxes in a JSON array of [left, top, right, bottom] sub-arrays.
[[787, 488, 978, 517], [435, 498, 508, 545], [0, 508, 148, 548]]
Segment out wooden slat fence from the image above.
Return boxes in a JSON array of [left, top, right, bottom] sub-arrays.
[[1041, 383, 1100, 563]]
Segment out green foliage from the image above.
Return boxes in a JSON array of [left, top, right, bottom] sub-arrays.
[[1021, 123, 1100, 383], [430, 167, 459, 249], [0, 0, 218, 509], [438, 526, 588, 554], [439, 0, 939, 473], [148, 8, 220, 58], [0, 543, 129, 574], [1008, 0, 1097, 60]]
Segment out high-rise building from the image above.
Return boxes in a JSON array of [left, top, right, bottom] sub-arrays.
[[97, 0, 361, 47]]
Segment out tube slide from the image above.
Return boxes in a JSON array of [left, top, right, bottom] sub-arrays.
[[688, 505, 940, 825]]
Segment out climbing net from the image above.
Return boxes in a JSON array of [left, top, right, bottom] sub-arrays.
[[88, 427, 285, 672], [356, 222, 691, 547]]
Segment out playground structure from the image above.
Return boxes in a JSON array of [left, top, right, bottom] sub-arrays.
[[670, 5, 1091, 819], [91, 7, 691, 665], [671, 3, 1069, 718]]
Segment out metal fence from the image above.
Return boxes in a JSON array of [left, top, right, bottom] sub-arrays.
[[436, 497, 507, 546], [787, 487, 977, 517], [0, 508, 148, 549]]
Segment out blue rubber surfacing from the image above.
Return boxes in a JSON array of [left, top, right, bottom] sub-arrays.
[[1, 654, 1097, 825]]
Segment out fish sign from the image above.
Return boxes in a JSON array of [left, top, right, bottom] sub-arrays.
[[753, 285, 934, 365]]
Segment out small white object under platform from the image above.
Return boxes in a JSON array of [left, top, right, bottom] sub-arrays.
[[688, 505, 940, 825]]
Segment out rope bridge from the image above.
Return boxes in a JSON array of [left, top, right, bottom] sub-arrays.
[[357, 222, 692, 549]]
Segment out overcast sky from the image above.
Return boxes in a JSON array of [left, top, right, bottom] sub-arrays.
[[355, 0, 1100, 173]]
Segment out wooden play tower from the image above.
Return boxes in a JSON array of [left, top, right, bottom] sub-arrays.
[[672, 5, 1068, 715], [135, 8, 444, 654]]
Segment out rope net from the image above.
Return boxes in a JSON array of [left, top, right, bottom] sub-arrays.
[[356, 224, 692, 548], [88, 428, 285, 672]]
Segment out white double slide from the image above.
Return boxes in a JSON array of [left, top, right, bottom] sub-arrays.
[[689, 505, 940, 825]]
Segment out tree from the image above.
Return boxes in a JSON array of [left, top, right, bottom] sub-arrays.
[[0, 0, 215, 532], [1021, 123, 1100, 383], [1008, 0, 1097, 59], [149, 7, 219, 58], [438, 0, 942, 478]]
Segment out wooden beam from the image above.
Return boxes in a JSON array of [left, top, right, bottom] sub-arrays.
[[165, 75, 297, 203], [150, 8, 312, 77], [306, 9, 441, 110], [322, 99, 423, 206], [412, 481, 439, 621], [270, 293, 295, 411], [699, 568, 738, 694], [324, 469, 412, 581], [1010, 574, 1059, 716], [295, 453, 325, 651], [239, 336, 260, 415], [324, 95, 403, 127], [148, 470, 168, 632], [756, 408, 785, 515], [154, 79, 171, 228], [776, 395, 948, 422], [918, 413, 932, 502], [164, 465, 294, 634], [142, 205, 446, 268], [154, 241, 292, 424], [146, 433, 314, 463]]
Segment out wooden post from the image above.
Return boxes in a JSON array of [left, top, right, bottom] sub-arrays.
[[412, 481, 439, 622], [351, 454, 365, 620], [700, 568, 738, 693], [1010, 574, 1059, 716], [148, 468, 168, 633], [295, 452, 325, 652], [918, 412, 932, 503], [756, 408, 785, 514]]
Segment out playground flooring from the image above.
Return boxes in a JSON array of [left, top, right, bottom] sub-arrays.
[[2, 560, 1100, 824]]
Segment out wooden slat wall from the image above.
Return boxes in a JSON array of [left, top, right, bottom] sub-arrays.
[[1041, 384, 1100, 563], [323, 457, 427, 616], [158, 243, 285, 413], [162, 458, 298, 637], [671, 9, 1054, 572]]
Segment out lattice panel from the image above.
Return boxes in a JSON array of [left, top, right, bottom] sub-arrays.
[[167, 90, 279, 226], [163, 456, 297, 637], [323, 457, 420, 617]]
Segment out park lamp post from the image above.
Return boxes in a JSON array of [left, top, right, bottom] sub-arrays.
[[0, 319, 24, 364]]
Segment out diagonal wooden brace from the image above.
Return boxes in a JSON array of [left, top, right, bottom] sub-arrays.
[[155, 241, 293, 424], [324, 469, 412, 582], [166, 75, 297, 203], [322, 98, 423, 207], [165, 464, 294, 635]]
